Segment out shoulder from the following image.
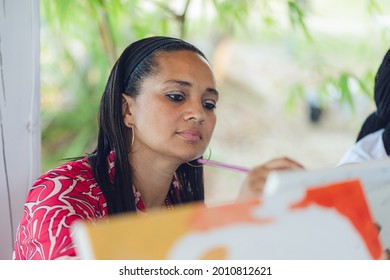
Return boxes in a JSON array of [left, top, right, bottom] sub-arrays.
[[27, 157, 107, 217], [35, 157, 96, 191], [40, 157, 94, 183]]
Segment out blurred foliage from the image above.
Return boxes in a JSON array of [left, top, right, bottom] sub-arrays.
[[40, 0, 389, 171]]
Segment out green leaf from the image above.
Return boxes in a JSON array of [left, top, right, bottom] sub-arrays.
[[287, 0, 312, 41]]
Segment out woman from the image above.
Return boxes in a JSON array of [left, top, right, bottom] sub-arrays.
[[13, 36, 302, 260]]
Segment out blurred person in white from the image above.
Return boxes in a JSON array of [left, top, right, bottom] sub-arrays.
[[338, 48, 390, 166]]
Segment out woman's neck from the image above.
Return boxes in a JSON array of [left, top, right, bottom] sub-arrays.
[[129, 151, 180, 210]]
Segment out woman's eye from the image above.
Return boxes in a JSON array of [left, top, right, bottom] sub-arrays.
[[166, 93, 185, 102], [203, 101, 217, 110]]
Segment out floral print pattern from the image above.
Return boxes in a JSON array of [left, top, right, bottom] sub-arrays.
[[13, 153, 179, 260]]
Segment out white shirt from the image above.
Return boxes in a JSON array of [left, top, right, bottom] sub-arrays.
[[337, 129, 389, 166]]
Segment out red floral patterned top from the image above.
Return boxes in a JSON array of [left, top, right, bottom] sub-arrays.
[[13, 153, 181, 260]]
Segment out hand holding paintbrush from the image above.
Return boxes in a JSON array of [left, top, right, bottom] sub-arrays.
[[198, 157, 304, 201]]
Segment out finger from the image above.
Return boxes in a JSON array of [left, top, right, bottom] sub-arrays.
[[262, 157, 305, 170], [238, 157, 304, 201], [245, 158, 303, 190]]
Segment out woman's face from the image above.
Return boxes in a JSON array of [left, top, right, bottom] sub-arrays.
[[126, 50, 218, 164]]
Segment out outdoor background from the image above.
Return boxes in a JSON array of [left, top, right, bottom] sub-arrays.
[[40, 0, 390, 206]]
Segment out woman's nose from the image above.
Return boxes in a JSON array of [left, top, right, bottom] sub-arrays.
[[183, 100, 205, 124]]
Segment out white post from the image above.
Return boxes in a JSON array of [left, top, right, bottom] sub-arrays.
[[0, 0, 40, 259]]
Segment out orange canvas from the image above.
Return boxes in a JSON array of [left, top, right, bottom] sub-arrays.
[[72, 179, 382, 260]]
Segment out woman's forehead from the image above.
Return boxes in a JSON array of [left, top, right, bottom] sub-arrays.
[[139, 50, 217, 91], [155, 51, 213, 76], [156, 50, 209, 65]]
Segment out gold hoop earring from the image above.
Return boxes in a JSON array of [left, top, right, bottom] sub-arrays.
[[186, 147, 212, 168], [129, 125, 135, 150]]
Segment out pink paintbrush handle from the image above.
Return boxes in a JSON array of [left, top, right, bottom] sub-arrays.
[[197, 158, 250, 174]]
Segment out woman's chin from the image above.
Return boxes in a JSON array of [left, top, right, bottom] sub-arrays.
[[173, 147, 207, 165], [180, 152, 204, 163]]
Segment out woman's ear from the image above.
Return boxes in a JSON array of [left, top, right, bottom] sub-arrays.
[[122, 93, 134, 128]]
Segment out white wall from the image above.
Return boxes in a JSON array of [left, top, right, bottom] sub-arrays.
[[0, 0, 40, 259]]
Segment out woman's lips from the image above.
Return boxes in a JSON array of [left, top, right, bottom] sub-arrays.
[[176, 130, 201, 141]]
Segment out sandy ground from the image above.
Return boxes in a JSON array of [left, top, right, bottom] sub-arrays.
[[202, 40, 375, 206]]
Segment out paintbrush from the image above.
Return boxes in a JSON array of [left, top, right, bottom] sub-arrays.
[[197, 158, 250, 174]]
